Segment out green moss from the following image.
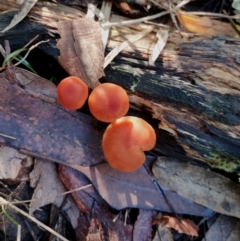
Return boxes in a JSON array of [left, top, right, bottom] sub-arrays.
[[109, 63, 141, 92], [206, 152, 240, 174]]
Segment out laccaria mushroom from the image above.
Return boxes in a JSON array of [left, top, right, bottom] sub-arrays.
[[57, 76, 88, 110], [102, 116, 156, 172], [88, 83, 129, 122]]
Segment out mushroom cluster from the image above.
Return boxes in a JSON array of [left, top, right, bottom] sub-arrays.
[[57, 77, 156, 172]]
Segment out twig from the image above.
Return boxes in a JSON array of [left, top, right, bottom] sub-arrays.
[[4, 184, 93, 205], [61, 184, 92, 195], [0, 133, 16, 140], [168, 0, 181, 35], [102, 0, 191, 28], [0, 35, 40, 72], [22, 34, 39, 49], [0, 197, 69, 241], [0, 44, 6, 57], [14, 39, 49, 67]]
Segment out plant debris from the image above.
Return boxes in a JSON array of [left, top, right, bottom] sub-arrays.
[[153, 157, 240, 218], [153, 215, 199, 237], [57, 18, 104, 89]]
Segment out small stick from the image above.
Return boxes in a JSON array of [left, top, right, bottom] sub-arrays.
[[14, 39, 49, 67], [7, 184, 93, 205], [0, 133, 16, 140], [102, 0, 191, 28], [0, 197, 69, 241]]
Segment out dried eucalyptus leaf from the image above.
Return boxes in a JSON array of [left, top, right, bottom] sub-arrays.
[[153, 157, 240, 218], [73, 157, 212, 216], [57, 18, 104, 89]]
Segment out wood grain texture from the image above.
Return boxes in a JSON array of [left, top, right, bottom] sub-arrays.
[[104, 31, 240, 174]]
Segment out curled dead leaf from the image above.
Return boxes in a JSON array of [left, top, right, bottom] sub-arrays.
[[57, 18, 104, 89], [177, 10, 237, 37], [153, 215, 199, 237]]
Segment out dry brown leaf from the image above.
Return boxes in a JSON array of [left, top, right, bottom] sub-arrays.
[[177, 10, 238, 37], [0, 145, 33, 181], [72, 156, 212, 216], [153, 215, 199, 237], [29, 158, 79, 229], [205, 215, 240, 241], [57, 18, 104, 89], [59, 164, 133, 241], [153, 157, 240, 218]]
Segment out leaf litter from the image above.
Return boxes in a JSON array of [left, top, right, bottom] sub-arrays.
[[72, 156, 212, 216], [0, 2, 240, 239], [152, 215, 199, 237], [0, 145, 32, 181], [29, 158, 79, 229], [153, 157, 240, 218], [58, 164, 133, 241]]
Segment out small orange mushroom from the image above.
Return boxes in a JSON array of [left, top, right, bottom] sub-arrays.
[[88, 83, 129, 122], [57, 76, 88, 110], [102, 116, 156, 172]]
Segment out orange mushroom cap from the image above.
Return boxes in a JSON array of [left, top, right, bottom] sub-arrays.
[[102, 116, 156, 172], [88, 83, 129, 122], [57, 76, 88, 110]]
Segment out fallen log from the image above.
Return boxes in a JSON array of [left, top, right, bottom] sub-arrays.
[[0, 1, 239, 176]]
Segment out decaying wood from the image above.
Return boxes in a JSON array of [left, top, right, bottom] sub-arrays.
[[0, 0, 38, 33], [0, 0, 239, 174], [105, 28, 240, 174], [0, 11, 58, 57], [0, 0, 84, 32]]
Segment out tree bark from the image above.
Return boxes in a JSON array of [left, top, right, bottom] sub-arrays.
[[104, 29, 240, 174]]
